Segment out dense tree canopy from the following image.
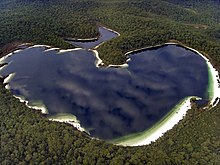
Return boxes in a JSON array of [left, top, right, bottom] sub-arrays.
[[0, 0, 220, 164]]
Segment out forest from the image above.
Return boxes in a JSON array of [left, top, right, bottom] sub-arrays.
[[0, 0, 220, 164]]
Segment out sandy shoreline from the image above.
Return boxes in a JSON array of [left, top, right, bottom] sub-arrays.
[[44, 48, 60, 52], [113, 96, 200, 146], [91, 49, 130, 68], [13, 95, 48, 114], [0, 52, 13, 64], [91, 50, 105, 67], [108, 64, 128, 68], [58, 48, 83, 53], [3, 73, 15, 84], [48, 113, 88, 133]]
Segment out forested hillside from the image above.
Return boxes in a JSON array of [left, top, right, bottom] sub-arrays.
[[1, 0, 220, 164]]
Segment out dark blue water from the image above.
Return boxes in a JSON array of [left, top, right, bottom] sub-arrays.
[[0, 44, 208, 140], [67, 27, 119, 49]]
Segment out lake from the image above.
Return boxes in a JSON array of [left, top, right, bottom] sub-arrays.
[[66, 26, 119, 49], [0, 44, 209, 140]]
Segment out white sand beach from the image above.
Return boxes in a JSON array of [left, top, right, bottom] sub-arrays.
[[114, 96, 199, 146], [3, 73, 15, 84], [58, 48, 83, 54], [48, 113, 88, 133], [0, 52, 13, 63], [44, 48, 60, 52], [108, 64, 129, 68], [92, 50, 104, 67], [13, 95, 48, 114]]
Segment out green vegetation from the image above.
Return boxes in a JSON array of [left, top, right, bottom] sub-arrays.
[[1, 0, 220, 164]]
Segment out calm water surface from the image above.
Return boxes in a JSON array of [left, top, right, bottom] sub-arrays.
[[0, 45, 208, 140], [67, 27, 119, 49]]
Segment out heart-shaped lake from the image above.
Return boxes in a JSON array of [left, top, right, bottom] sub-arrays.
[[0, 44, 209, 141]]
